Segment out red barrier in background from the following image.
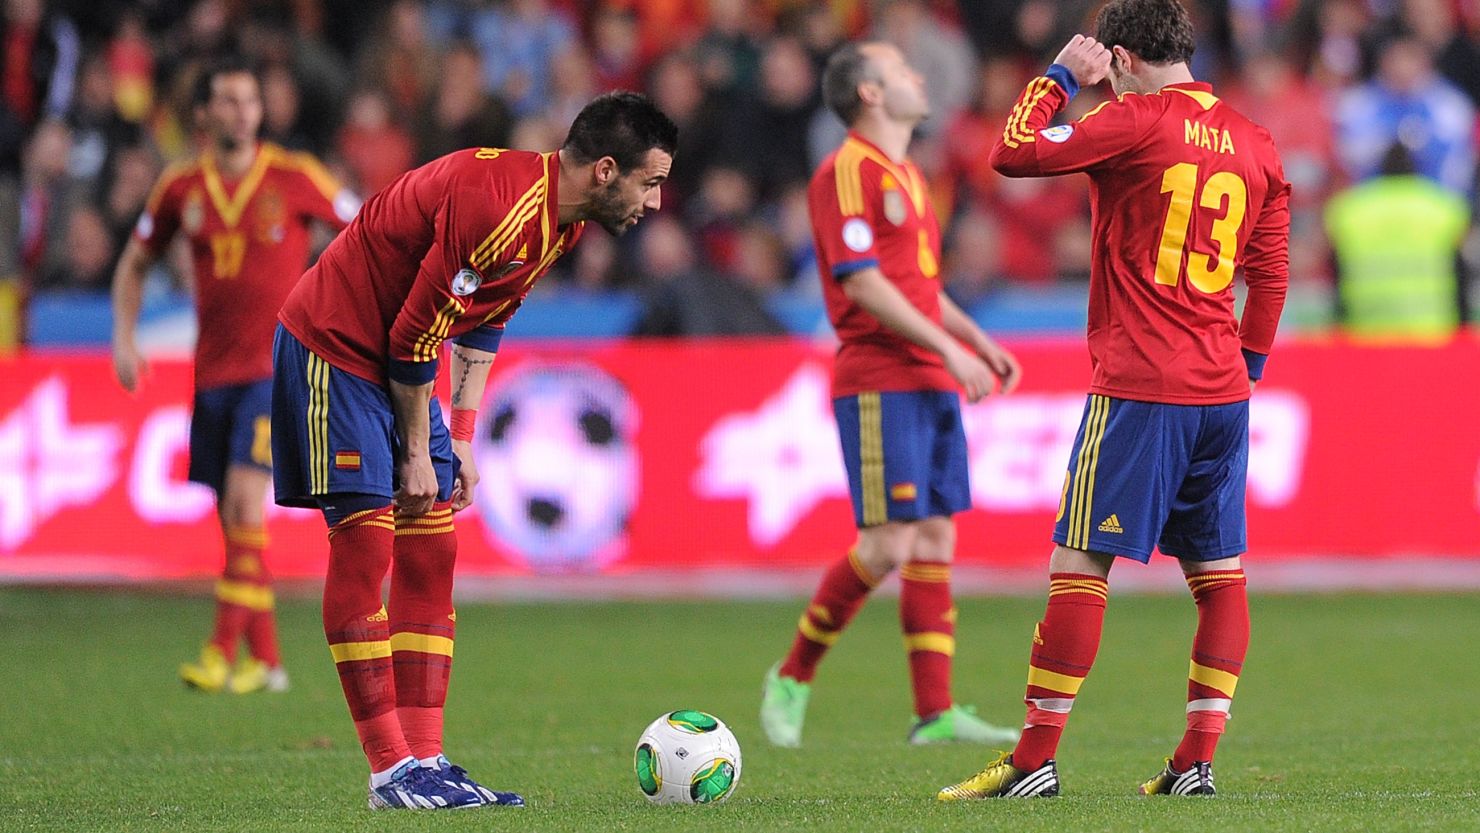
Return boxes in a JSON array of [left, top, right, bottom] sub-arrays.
[[2, 337, 1477, 580]]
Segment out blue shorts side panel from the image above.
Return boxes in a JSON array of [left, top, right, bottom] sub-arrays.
[[188, 379, 273, 494], [1051, 395, 1248, 562], [271, 325, 456, 508], [833, 390, 970, 528]]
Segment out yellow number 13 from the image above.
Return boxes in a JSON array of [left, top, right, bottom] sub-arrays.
[[1154, 162, 1247, 293]]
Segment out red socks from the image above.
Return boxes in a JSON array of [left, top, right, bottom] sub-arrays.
[[323, 506, 411, 772], [389, 502, 458, 761], [1174, 569, 1249, 769], [210, 524, 274, 664], [899, 561, 954, 718], [779, 550, 877, 683], [1013, 573, 1108, 771]]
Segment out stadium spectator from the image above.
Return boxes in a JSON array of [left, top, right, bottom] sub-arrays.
[[471, 0, 580, 118], [413, 41, 512, 165], [1326, 141, 1471, 341], [335, 88, 414, 197], [1335, 31, 1476, 194], [632, 214, 786, 336]]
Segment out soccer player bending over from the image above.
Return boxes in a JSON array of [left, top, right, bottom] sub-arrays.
[[938, 0, 1289, 799], [112, 56, 358, 695], [760, 41, 1022, 748], [271, 92, 676, 809]]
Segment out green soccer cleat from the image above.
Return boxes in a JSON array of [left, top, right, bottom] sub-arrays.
[[1139, 758, 1216, 796], [908, 704, 1021, 745], [759, 662, 810, 748], [937, 751, 1060, 800]]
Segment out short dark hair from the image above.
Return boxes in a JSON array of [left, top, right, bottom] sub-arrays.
[[1095, 0, 1196, 66], [561, 91, 678, 173], [822, 42, 881, 125], [192, 55, 260, 108]]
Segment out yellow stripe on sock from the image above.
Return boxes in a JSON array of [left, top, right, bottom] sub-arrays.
[[900, 564, 951, 583], [329, 640, 391, 663], [394, 525, 455, 536], [904, 632, 956, 656], [847, 549, 880, 587], [1190, 661, 1239, 696], [215, 579, 274, 612], [224, 526, 268, 547], [798, 614, 840, 646], [1027, 664, 1086, 695], [389, 632, 455, 658]]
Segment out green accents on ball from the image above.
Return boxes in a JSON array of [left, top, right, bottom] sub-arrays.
[[688, 759, 736, 804], [635, 744, 662, 796], [666, 710, 719, 734]]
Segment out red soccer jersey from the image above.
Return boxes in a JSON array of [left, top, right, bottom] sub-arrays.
[[279, 148, 585, 386], [809, 132, 956, 398], [136, 142, 354, 389], [992, 78, 1291, 405]]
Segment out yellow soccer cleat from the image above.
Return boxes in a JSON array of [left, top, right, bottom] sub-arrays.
[[937, 751, 1060, 799], [179, 644, 230, 693], [225, 657, 288, 694]]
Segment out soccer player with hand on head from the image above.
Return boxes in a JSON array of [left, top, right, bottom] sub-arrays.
[[938, 0, 1289, 800], [759, 41, 1022, 749], [112, 56, 358, 696], [271, 92, 676, 810]]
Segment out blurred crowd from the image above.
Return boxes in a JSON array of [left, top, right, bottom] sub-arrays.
[[3, 0, 1479, 340]]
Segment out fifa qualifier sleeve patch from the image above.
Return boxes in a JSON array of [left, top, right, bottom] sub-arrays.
[[842, 218, 874, 253], [1041, 125, 1074, 143]]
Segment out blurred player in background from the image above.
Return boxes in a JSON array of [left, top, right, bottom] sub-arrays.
[[759, 41, 1022, 748], [938, 0, 1289, 799], [271, 92, 676, 810], [111, 56, 358, 695]]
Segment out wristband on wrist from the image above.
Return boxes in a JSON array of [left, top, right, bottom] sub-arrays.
[[450, 407, 477, 442]]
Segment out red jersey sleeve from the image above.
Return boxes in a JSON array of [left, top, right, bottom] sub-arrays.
[[810, 159, 882, 280], [385, 182, 497, 385], [990, 74, 1157, 177], [1238, 156, 1292, 373], [134, 165, 189, 256], [282, 150, 359, 229]]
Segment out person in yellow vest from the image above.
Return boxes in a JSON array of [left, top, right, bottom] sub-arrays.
[[1325, 142, 1470, 342]]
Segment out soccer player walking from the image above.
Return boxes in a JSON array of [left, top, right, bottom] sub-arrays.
[[112, 57, 358, 695], [938, 0, 1289, 799], [759, 42, 1022, 748], [271, 92, 676, 809]]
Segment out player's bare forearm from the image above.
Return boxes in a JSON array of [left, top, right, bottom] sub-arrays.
[[110, 238, 156, 391], [843, 267, 959, 358], [939, 291, 1023, 394], [388, 378, 435, 459], [937, 292, 990, 352], [110, 238, 153, 344], [449, 344, 497, 411]]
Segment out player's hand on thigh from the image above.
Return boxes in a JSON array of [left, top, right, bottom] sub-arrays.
[[394, 454, 439, 517], [1053, 34, 1112, 87], [451, 440, 478, 512]]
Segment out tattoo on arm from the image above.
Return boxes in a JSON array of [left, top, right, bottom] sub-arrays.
[[451, 353, 494, 407]]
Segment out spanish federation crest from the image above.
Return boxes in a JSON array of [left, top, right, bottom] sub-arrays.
[[451, 268, 483, 296], [882, 189, 907, 226], [182, 190, 206, 234]]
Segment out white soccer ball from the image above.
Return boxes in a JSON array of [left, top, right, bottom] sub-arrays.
[[634, 710, 743, 805]]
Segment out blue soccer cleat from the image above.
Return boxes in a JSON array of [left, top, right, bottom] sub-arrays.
[[428, 754, 525, 807], [367, 760, 483, 810]]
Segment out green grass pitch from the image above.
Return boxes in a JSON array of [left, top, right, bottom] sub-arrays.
[[0, 588, 1476, 832]]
